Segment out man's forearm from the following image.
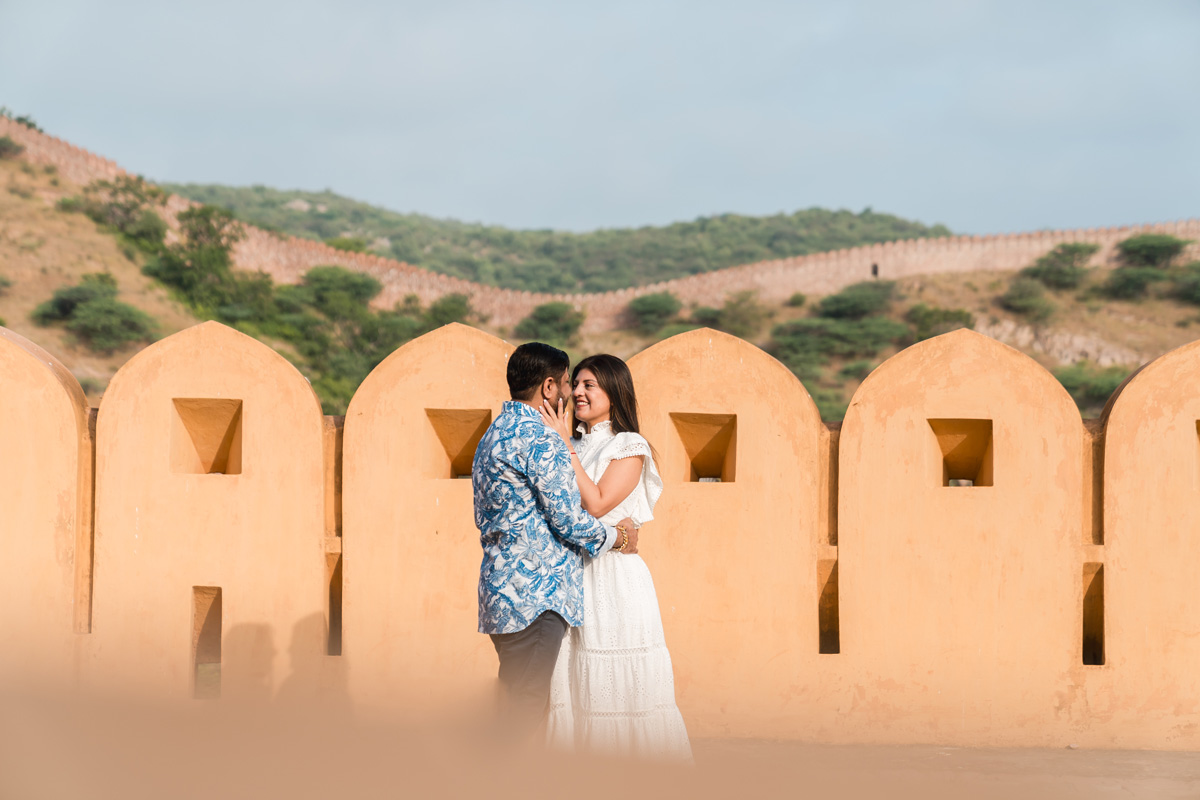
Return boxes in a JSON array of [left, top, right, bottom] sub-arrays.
[[594, 523, 618, 557]]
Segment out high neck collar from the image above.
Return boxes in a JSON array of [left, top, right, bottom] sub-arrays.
[[578, 420, 613, 438]]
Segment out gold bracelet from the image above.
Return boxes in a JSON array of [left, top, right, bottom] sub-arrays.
[[614, 525, 628, 553]]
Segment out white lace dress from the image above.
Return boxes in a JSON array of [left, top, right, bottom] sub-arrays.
[[546, 422, 692, 761]]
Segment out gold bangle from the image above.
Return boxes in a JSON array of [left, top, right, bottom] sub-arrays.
[[614, 525, 628, 553]]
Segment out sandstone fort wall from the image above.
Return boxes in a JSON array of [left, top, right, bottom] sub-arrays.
[[5, 320, 1200, 749], [4, 117, 1197, 334]]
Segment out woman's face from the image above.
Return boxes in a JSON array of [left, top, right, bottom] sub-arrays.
[[572, 368, 611, 427]]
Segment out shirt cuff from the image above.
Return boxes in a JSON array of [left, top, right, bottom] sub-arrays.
[[595, 523, 618, 556]]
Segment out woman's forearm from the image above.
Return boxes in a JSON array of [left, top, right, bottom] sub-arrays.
[[573, 455, 644, 519], [571, 455, 604, 512]]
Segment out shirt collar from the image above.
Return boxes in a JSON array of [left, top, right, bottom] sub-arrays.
[[503, 400, 543, 420]]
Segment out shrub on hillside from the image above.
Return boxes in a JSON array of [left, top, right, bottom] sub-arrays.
[[123, 210, 168, 249], [0, 136, 24, 160], [905, 304, 975, 340], [768, 317, 909, 372], [786, 292, 807, 308], [716, 291, 771, 338], [656, 322, 701, 340], [325, 236, 369, 253], [66, 298, 155, 353], [302, 266, 383, 318], [686, 291, 771, 338], [515, 302, 585, 344], [817, 281, 896, 319], [999, 278, 1055, 321], [690, 306, 722, 328], [424, 293, 475, 328], [627, 292, 682, 334], [810, 386, 849, 422], [32, 273, 154, 353], [213, 271, 277, 325], [1054, 362, 1131, 414], [1169, 263, 1200, 306], [1117, 234, 1190, 269], [1020, 243, 1099, 290], [33, 273, 119, 323], [1100, 267, 1165, 300], [66, 176, 169, 252], [0, 274, 12, 295], [838, 360, 875, 381]]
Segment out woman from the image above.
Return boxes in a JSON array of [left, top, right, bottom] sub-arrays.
[[539, 354, 692, 761]]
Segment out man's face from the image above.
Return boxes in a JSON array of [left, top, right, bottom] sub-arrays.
[[551, 369, 572, 408]]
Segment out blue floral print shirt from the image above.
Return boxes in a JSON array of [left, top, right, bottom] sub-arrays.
[[474, 401, 616, 635]]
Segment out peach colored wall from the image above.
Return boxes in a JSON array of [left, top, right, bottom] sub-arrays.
[[1101, 340, 1200, 749], [342, 324, 512, 716], [838, 330, 1088, 746], [0, 328, 92, 685], [4, 117, 1198, 334], [85, 322, 336, 704], [625, 329, 840, 738], [9, 317, 1200, 746]]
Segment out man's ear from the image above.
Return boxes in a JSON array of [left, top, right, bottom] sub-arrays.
[[540, 375, 556, 401]]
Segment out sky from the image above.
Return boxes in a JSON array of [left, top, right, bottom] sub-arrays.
[[1, 0, 1197, 234]]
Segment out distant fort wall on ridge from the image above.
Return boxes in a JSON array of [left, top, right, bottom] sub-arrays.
[[5, 116, 1198, 333]]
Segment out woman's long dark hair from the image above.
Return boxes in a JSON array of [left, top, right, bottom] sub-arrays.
[[572, 353, 660, 484], [571, 354, 642, 436]]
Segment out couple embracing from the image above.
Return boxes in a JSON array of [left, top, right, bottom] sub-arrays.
[[472, 342, 692, 761]]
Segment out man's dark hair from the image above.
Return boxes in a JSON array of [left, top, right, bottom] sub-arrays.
[[508, 342, 570, 400]]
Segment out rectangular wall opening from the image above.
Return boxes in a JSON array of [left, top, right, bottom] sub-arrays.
[[326, 553, 343, 656], [1082, 563, 1105, 666], [172, 399, 243, 475], [670, 412, 737, 482], [192, 586, 222, 699], [817, 559, 840, 654], [426, 409, 492, 479], [928, 418, 993, 487]]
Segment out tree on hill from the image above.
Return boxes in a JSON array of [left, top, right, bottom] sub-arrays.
[[1117, 234, 1191, 269], [627, 292, 682, 334], [515, 302, 585, 345], [1020, 243, 1099, 290], [817, 281, 896, 320]]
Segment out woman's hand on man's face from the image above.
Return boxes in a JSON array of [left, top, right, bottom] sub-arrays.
[[539, 397, 574, 445]]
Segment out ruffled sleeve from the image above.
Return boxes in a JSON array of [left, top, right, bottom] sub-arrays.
[[601, 432, 663, 527]]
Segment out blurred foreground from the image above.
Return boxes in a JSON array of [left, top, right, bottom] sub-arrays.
[[2, 688, 1198, 800]]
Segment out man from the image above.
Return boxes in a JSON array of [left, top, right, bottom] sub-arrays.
[[473, 342, 640, 736]]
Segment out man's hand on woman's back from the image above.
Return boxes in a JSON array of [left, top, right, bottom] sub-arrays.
[[616, 517, 639, 554]]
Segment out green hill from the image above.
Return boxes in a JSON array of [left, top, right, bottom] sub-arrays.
[[163, 183, 952, 293]]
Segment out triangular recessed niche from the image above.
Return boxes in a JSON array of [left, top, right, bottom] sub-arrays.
[[171, 398, 243, 475], [670, 412, 737, 483], [928, 418, 993, 487], [426, 408, 492, 479]]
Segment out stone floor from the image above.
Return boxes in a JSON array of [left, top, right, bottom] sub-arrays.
[[691, 739, 1200, 799]]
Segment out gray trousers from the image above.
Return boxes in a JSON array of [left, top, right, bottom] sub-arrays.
[[489, 611, 568, 738]]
